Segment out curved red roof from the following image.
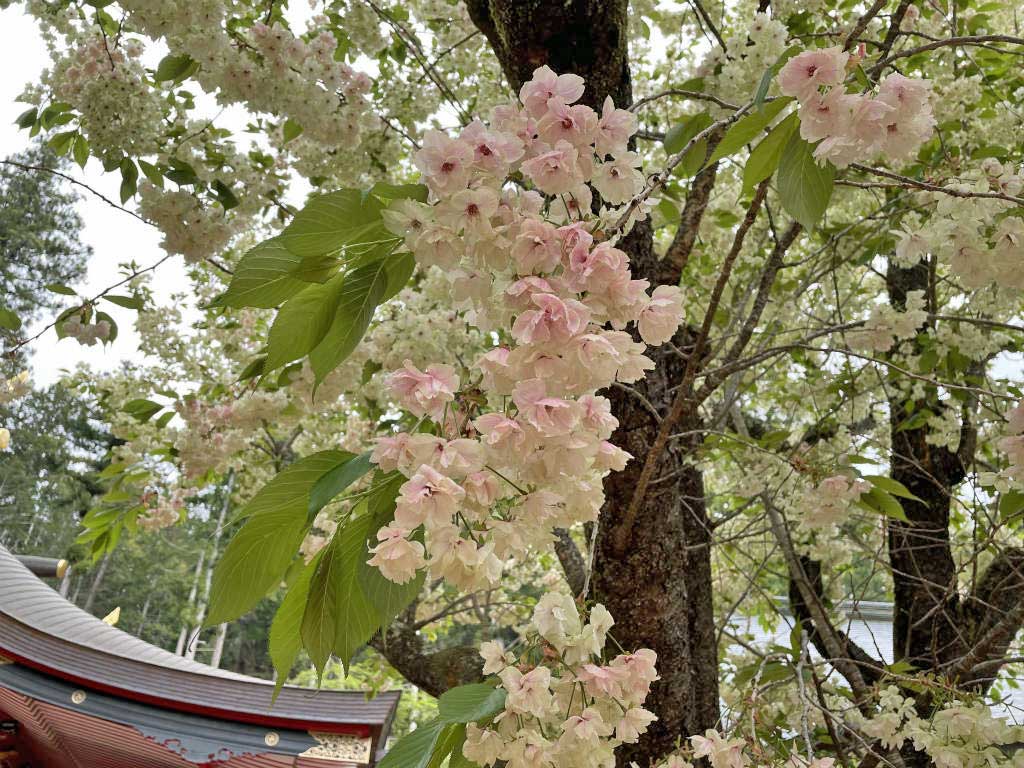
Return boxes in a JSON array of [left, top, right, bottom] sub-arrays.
[[0, 544, 399, 734]]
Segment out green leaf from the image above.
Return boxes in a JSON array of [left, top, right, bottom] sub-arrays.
[[301, 509, 378, 675], [705, 97, 792, 167], [664, 112, 711, 155], [155, 53, 199, 84], [72, 135, 89, 168], [212, 179, 240, 210], [206, 450, 351, 625], [999, 490, 1024, 523], [237, 355, 267, 382], [308, 452, 373, 516], [857, 487, 909, 522], [283, 118, 303, 143], [0, 308, 21, 331], [119, 158, 139, 203], [269, 555, 318, 701], [231, 450, 351, 524], [15, 107, 37, 129], [103, 294, 144, 310], [123, 398, 163, 422], [46, 283, 77, 296], [438, 683, 507, 724], [371, 182, 429, 202], [207, 505, 312, 627], [776, 132, 834, 231], [744, 107, 798, 194], [378, 718, 446, 768], [279, 188, 386, 258], [382, 252, 416, 300], [214, 238, 307, 309], [862, 475, 925, 504], [264, 273, 348, 371], [47, 130, 77, 156], [308, 259, 389, 383], [138, 159, 164, 188]]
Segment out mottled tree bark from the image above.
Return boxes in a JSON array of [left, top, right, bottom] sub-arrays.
[[463, 4, 720, 762]]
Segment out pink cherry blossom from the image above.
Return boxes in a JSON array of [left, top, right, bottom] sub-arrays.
[[519, 65, 585, 118], [591, 151, 643, 203], [459, 119, 525, 174], [778, 46, 849, 103], [511, 292, 590, 345], [595, 95, 637, 157], [386, 360, 459, 420], [366, 526, 425, 584], [520, 140, 586, 195], [394, 464, 465, 530], [513, 379, 578, 436], [512, 218, 562, 274], [637, 284, 684, 346], [414, 130, 474, 195], [537, 97, 598, 147]]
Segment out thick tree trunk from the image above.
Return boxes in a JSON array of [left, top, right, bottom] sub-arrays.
[[464, 4, 719, 762]]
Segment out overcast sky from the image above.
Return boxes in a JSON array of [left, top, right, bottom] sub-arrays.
[[1, 6, 192, 387]]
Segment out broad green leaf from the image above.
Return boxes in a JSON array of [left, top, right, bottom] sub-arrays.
[[999, 490, 1024, 522], [119, 158, 139, 203], [705, 97, 792, 167], [268, 555, 318, 701], [72, 134, 89, 168], [308, 259, 389, 383], [207, 506, 312, 626], [47, 130, 77, 156], [283, 118, 303, 143], [301, 509, 378, 674], [0, 308, 21, 331], [123, 398, 162, 422], [155, 53, 199, 83], [427, 724, 466, 768], [103, 294, 144, 310], [664, 112, 711, 155], [207, 450, 351, 624], [214, 238, 307, 309], [237, 355, 266, 381], [229, 450, 351, 524], [371, 182, 429, 202], [308, 452, 373, 516], [15, 107, 37, 129], [46, 283, 77, 296], [382, 252, 416, 300], [776, 132, 834, 231], [264, 273, 348, 371], [438, 683, 507, 724], [862, 475, 925, 504], [279, 188, 386, 258], [377, 718, 446, 768], [744, 108, 798, 199], [857, 487, 909, 522], [138, 159, 164, 188]]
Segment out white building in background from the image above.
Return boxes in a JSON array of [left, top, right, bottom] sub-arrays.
[[734, 599, 1024, 722]]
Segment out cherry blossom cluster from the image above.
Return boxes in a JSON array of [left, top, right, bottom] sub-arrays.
[[778, 47, 935, 168], [850, 686, 1024, 768], [461, 595, 659, 768], [366, 66, 685, 590], [137, 487, 189, 532], [119, 2, 373, 150], [0, 371, 31, 451], [892, 160, 1024, 290], [51, 35, 164, 156], [852, 289, 927, 353], [799, 474, 870, 531], [62, 312, 112, 346]]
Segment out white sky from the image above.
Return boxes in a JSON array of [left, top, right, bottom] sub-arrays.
[[1, 6, 191, 387]]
